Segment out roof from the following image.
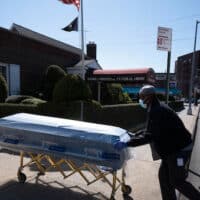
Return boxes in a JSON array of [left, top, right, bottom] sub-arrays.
[[10, 23, 81, 55], [93, 68, 154, 75], [74, 59, 102, 69], [177, 50, 200, 59]]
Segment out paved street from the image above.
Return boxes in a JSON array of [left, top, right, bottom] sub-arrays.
[[0, 105, 199, 200]]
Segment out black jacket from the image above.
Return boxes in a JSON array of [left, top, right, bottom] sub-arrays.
[[127, 98, 192, 159]]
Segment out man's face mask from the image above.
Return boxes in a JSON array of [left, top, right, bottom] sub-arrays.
[[139, 99, 147, 109]]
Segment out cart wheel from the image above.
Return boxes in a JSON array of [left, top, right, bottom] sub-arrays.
[[122, 185, 132, 195], [18, 172, 26, 183], [37, 171, 45, 176]]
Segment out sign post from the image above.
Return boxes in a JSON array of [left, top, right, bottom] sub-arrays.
[[157, 26, 172, 104]]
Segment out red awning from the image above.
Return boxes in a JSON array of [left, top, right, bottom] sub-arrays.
[[93, 68, 153, 75]]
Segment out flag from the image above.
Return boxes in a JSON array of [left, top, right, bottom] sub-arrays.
[[59, 0, 80, 10], [62, 17, 78, 32]]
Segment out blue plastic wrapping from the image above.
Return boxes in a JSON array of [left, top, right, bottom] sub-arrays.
[[0, 113, 131, 170]]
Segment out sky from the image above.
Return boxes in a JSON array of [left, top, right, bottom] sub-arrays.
[[1, 0, 200, 73]]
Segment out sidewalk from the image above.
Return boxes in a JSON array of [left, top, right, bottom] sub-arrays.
[[178, 104, 199, 135], [179, 104, 200, 200], [0, 105, 199, 200]]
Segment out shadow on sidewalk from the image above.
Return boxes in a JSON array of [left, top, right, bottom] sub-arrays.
[[0, 149, 82, 172], [0, 179, 108, 200]]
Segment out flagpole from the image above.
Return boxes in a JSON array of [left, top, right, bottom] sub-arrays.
[[80, 0, 85, 79]]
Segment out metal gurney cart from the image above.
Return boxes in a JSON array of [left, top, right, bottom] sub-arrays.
[[0, 113, 132, 200]]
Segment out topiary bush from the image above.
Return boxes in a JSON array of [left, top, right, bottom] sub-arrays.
[[101, 83, 132, 105], [0, 74, 8, 102], [44, 65, 66, 100], [53, 74, 92, 103]]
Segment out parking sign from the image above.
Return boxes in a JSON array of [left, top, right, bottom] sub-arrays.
[[157, 27, 172, 51]]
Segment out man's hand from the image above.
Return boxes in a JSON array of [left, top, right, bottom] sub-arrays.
[[134, 129, 145, 136], [114, 141, 127, 151]]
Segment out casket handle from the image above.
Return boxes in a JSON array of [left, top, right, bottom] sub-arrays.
[[48, 145, 66, 152], [4, 138, 19, 144]]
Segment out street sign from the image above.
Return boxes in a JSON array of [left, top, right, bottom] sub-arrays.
[[157, 27, 172, 51]]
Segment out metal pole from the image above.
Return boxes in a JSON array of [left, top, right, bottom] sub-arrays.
[[187, 20, 200, 115], [165, 51, 171, 104], [80, 0, 85, 79], [80, 101, 83, 121], [97, 82, 101, 103]]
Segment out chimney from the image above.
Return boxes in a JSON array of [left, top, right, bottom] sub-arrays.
[[87, 42, 97, 60]]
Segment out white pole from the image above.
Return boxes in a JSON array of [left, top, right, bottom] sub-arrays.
[[98, 82, 101, 103], [187, 20, 200, 115], [80, 1, 84, 120], [80, 0, 85, 79], [80, 101, 84, 121]]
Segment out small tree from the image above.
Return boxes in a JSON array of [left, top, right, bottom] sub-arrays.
[[53, 74, 92, 103], [44, 65, 66, 100], [0, 74, 8, 102]]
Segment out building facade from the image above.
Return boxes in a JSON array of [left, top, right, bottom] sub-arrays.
[[175, 50, 200, 97], [86, 68, 156, 101], [0, 24, 82, 95]]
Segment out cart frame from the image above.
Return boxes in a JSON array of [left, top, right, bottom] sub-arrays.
[[17, 151, 132, 200]]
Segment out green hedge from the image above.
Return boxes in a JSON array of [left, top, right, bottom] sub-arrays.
[[0, 103, 38, 118], [0, 102, 85, 120], [0, 102, 146, 130], [0, 100, 184, 131], [37, 101, 83, 119], [95, 103, 146, 130]]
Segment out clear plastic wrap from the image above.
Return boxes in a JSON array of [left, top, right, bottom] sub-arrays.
[[0, 113, 132, 170]]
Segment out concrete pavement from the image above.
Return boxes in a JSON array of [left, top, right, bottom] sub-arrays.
[[0, 104, 199, 200], [179, 104, 200, 200]]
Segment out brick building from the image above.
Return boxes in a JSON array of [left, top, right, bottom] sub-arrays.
[[0, 24, 100, 96], [175, 50, 200, 97]]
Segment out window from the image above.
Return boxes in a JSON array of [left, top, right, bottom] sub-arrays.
[[0, 65, 7, 81]]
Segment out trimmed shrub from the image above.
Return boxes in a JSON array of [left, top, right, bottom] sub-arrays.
[[44, 65, 66, 100], [0, 103, 38, 118], [0, 74, 8, 102], [53, 74, 92, 103], [101, 83, 132, 105], [0, 101, 146, 130], [96, 103, 147, 130]]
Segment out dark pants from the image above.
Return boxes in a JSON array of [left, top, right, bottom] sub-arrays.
[[158, 150, 200, 200]]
